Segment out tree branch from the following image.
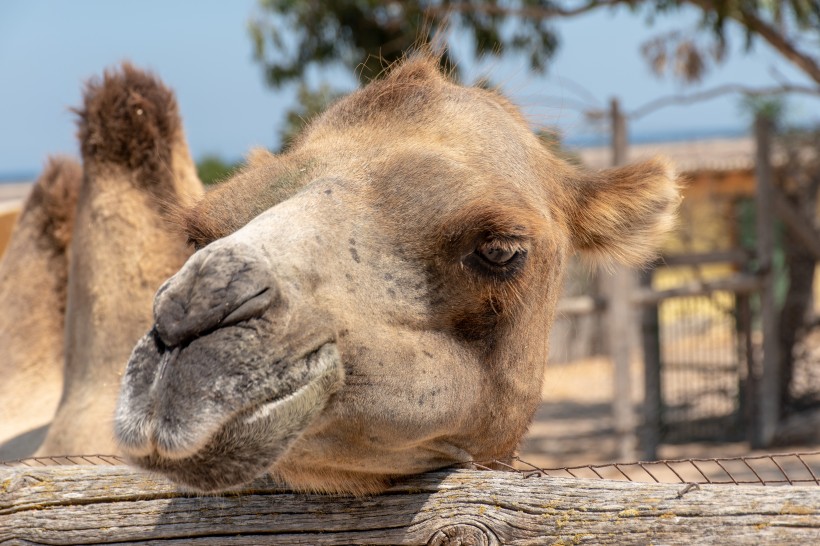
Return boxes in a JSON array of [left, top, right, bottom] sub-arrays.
[[630, 82, 820, 119], [683, 0, 820, 86], [424, 0, 631, 21], [427, 1, 820, 88]]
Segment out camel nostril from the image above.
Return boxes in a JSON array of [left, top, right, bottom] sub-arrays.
[[220, 287, 273, 328], [150, 326, 167, 355], [153, 243, 278, 347]]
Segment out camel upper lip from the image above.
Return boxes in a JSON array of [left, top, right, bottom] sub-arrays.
[[219, 287, 272, 329], [150, 288, 272, 353], [154, 284, 275, 349]]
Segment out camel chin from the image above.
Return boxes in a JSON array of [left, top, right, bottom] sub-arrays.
[[115, 333, 342, 492]]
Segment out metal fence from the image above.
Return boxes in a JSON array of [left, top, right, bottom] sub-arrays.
[[657, 292, 749, 443], [5, 451, 820, 487]]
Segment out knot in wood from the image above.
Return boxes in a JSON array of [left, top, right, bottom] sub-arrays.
[[427, 522, 500, 546]]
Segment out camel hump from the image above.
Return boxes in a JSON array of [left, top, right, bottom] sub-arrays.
[[21, 156, 82, 254], [74, 62, 182, 201]]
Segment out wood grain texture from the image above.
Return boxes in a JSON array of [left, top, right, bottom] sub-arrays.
[[1, 466, 819, 545]]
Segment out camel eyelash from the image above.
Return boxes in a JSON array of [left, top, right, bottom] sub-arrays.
[[463, 237, 529, 279]]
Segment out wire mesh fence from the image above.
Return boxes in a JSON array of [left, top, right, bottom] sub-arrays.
[[657, 292, 748, 443], [4, 451, 819, 487], [504, 452, 820, 486], [1, 454, 127, 467]]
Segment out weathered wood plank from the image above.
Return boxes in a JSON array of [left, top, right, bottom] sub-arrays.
[[657, 248, 751, 268], [2, 466, 819, 545], [555, 295, 605, 316], [631, 273, 762, 305], [639, 266, 662, 461], [608, 97, 639, 462]]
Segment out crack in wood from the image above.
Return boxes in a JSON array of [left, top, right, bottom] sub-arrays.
[[2, 466, 819, 545]]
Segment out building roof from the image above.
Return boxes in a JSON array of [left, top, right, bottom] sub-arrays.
[[573, 136, 757, 172], [0, 182, 31, 211]]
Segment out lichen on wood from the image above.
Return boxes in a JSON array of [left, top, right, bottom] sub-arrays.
[[1, 466, 819, 545]]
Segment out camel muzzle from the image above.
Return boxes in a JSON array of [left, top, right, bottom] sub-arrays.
[[113, 235, 344, 490]]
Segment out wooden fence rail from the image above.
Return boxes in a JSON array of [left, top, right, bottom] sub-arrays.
[[2, 465, 819, 545]]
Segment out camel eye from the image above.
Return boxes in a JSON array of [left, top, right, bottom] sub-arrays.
[[478, 245, 518, 265], [462, 237, 528, 279], [189, 238, 205, 252]]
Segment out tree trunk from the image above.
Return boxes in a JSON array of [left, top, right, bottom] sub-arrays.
[[779, 215, 815, 413]]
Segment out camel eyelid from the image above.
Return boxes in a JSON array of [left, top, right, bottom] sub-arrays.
[[463, 238, 529, 280], [477, 244, 521, 266], [188, 238, 206, 252]]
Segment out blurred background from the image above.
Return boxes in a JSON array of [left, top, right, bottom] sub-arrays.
[[2, 0, 820, 467]]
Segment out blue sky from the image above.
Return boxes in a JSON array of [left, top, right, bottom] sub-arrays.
[[1, 1, 818, 176]]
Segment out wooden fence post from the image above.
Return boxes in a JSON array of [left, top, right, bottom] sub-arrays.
[[736, 293, 756, 445], [753, 114, 780, 448], [608, 97, 638, 461], [640, 266, 662, 461]]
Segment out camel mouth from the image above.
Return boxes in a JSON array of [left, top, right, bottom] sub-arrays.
[[240, 368, 329, 427], [116, 337, 343, 492]]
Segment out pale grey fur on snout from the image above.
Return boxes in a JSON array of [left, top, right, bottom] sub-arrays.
[[115, 237, 342, 468]]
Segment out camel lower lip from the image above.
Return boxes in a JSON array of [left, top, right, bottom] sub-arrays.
[[241, 342, 338, 426], [151, 339, 339, 460]]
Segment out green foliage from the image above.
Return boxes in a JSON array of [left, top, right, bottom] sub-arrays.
[[739, 95, 787, 125], [249, 1, 820, 91], [250, 1, 561, 148], [250, 1, 820, 148], [639, 0, 820, 84], [249, 0, 561, 88], [197, 155, 240, 186]]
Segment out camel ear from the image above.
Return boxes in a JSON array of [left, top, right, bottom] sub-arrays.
[[566, 158, 680, 266]]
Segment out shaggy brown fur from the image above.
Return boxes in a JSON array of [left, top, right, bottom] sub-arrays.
[[14, 157, 83, 322], [0, 157, 82, 458], [21, 157, 82, 258], [74, 63, 182, 208], [562, 158, 680, 265], [34, 64, 203, 456]]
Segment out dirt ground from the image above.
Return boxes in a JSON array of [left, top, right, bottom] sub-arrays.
[[519, 356, 820, 481], [519, 357, 820, 467]]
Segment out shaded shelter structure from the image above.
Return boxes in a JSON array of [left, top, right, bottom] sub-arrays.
[[556, 131, 820, 459]]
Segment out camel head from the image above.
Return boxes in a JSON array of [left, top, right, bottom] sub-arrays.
[[114, 57, 678, 494]]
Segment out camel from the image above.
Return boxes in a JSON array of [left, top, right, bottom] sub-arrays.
[[0, 158, 80, 458], [0, 55, 678, 494], [0, 65, 203, 458]]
